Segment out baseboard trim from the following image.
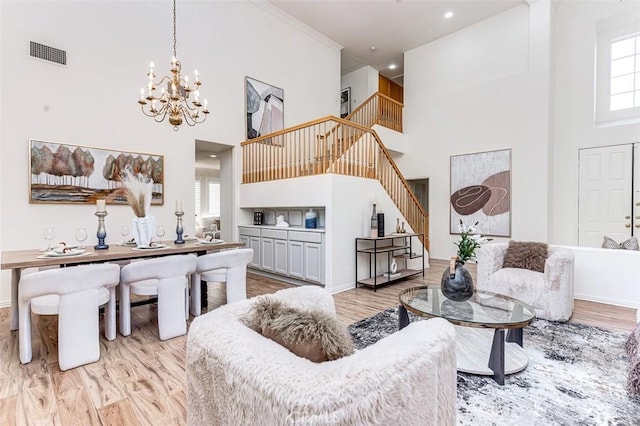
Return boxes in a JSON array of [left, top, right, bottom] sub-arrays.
[[0, 300, 9, 308], [574, 293, 639, 309]]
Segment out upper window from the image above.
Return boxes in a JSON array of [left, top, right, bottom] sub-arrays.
[[596, 18, 640, 125], [609, 33, 639, 111]]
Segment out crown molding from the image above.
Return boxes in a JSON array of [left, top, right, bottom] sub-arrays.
[[250, 1, 343, 52]]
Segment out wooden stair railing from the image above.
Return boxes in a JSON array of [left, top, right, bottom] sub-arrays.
[[241, 116, 428, 249], [345, 92, 403, 132]]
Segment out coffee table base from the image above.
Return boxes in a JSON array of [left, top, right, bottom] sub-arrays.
[[455, 326, 528, 381]]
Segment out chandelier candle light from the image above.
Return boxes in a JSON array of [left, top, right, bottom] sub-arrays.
[[138, 0, 209, 131]]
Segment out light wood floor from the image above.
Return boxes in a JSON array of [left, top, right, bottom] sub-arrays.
[[0, 259, 636, 425]]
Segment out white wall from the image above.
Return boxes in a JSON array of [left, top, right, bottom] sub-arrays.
[[399, 3, 552, 260], [341, 65, 378, 111], [0, 1, 340, 305], [550, 1, 640, 245]]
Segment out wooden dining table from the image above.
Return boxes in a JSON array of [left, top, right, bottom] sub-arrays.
[[1, 240, 244, 331]]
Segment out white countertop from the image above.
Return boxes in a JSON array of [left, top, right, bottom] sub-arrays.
[[239, 225, 325, 233]]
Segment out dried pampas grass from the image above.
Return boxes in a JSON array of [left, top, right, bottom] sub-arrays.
[[120, 169, 153, 218]]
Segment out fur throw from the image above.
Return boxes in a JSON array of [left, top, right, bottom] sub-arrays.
[[625, 324, 640, 394]]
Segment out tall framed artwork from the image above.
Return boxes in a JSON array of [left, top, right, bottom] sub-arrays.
[[245, 76, 284, 139], [29, 139, 164, 205], [450, 148, 511, 237], [340, 87, 351, 118]]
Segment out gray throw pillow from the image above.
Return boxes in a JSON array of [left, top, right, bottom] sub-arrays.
[[602, 236, 639, 251], [502, 240, 549, 273]]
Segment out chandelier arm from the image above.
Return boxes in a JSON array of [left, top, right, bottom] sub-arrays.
[[152, 105, 170, 123]]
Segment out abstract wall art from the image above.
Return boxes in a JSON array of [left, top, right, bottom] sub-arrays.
[[29, 139, 164, 205], [450, 149, 511, 237], [340, 87, 351, 118], [245, 76, 284, 140]]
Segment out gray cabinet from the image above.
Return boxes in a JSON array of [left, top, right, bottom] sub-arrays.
[[274, 239, 288, 275], [287, 241, 304, 279], [239, 226, 324, 284], [261, 238, 275, 272], [303, 242, 322, 283]]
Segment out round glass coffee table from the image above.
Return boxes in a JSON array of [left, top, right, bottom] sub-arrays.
[[398, 286, 536, 385]]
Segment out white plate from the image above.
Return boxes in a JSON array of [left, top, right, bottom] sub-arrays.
[[45, 249, 86, 257], [197, 239, 225, 245], [134, 244, 167, 250]]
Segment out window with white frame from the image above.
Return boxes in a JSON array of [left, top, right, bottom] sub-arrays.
[[596, 19, 640, 125], [194, 175, 220, 217]]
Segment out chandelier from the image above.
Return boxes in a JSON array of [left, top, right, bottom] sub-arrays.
[[138, 0, 209, 130]]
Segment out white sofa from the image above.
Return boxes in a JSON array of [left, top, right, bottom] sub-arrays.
[[477, 243, 575, 321], [186, 286, 457, 426]]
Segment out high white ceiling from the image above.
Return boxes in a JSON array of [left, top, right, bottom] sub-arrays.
[[269, 0, 523, 85]]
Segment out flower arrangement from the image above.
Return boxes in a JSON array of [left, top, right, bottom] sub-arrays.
[[120, 169, 153, 218], [454, 219, 489, 263]]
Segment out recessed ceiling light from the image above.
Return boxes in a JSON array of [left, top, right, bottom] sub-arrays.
[[209, 154, 217, 158], [444, 11, 454, 19], [388, 64, 397, 70]]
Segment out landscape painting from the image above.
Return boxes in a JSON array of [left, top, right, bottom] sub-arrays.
[[29, 139, 164, 205], [450, 148, 511, 237]]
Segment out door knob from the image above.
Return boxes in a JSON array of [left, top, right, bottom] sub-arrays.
[[636, 224, 640, 228], [625, 215, 631, 219], [626, 223, 631, 228], [636, 216, 640, 220]]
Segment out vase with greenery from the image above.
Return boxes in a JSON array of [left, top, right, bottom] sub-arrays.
[[441, 220, 489, 301]]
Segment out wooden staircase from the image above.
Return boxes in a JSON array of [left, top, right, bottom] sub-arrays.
[[241, 95, 429, 249]]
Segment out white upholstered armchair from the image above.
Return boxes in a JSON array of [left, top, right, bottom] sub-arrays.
[[477, 242, 575, 321], [186, 286, 457, 425]]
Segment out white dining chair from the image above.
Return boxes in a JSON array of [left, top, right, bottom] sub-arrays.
[[190, 248, 254, 316], [18, 263, 120, 371], [119, 254, 197, 340]]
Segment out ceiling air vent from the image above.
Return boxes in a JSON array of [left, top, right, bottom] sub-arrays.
[[30, 41, 67, 66]]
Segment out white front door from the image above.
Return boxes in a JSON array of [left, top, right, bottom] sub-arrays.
[[578, 144, 633, 247]]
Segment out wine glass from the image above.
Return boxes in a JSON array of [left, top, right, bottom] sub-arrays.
[[156, 225, 165, 244], [43, 227, 55, 251], [120, 224, 130, 245], [75, 228, 88, 249]]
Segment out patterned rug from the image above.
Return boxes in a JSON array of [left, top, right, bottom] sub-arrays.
[[348, 307, 640, 425]]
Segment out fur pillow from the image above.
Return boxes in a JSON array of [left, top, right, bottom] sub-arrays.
[[244, 296, 354, 362], [502, 240, 549, 273], [602, 236, 640, 251]]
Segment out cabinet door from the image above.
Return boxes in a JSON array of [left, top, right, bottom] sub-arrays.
[[249, 237, 261, 268], [274, 239, 288, 275], [303, 242, 323, 283], [239, 235, 249, 249], [261, 238, 275, 272], [288, 241, 304, 279]]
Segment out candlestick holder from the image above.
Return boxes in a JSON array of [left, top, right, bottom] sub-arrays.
[[94, 211, 109, 250], [174, 210, 185, 244]]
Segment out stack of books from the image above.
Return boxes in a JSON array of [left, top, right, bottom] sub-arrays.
[[382, 271, 401, 279]]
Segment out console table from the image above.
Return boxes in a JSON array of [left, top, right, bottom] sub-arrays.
[[355, 233, 424, 291]]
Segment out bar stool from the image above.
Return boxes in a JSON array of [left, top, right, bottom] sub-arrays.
[[190, 248, 254, 316], [119, 254, 197, 340], [18, 263, 120, 371]]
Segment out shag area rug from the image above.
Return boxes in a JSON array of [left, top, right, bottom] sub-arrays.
[[348, 307, 640, 425]]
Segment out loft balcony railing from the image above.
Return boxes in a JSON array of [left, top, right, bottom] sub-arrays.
[[241, 116, 428, 248], [345, 92, 403, 132]]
